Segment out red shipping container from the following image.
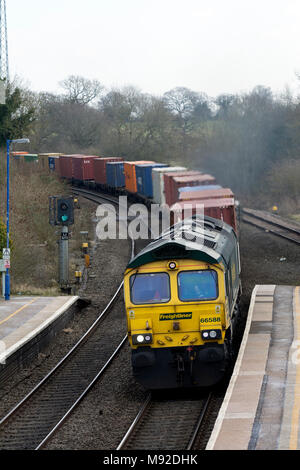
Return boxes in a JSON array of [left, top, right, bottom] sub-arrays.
[[179, 188, 234, 201], [72, 155, 99, 181], [163, 171, 202, 207], [167, 174, 216, 206], [59, 154, 83, 178], [94, 157, 123, 185], [170, 197, 237, 232]]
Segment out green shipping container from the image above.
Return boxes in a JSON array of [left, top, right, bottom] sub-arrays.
[[24, 154, 38, 162]]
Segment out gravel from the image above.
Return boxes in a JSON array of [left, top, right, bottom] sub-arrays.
[[45, 219, 300, 450], [3, 210, 300, 450], [0, 198, 132, 421]]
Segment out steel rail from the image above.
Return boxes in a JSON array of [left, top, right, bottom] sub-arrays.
[[186, 393, 212, 450], [36, 334, 128, 450], [33, 188, 139, 449], [242, 210, 300, 245], [116, 394, 212, 451], [116, 394, 152, 450], [243, 208, 300, 236], [0, 279, 125, 429], [72, 186, 120, 206], [0, 194, 135, 449]]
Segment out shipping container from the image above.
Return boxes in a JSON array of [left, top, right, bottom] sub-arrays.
[[166, 173, 215, 206], [54, 156, 62, 175], [124, 161, 155, 193], [94, 157, 123, 185], [152, 166, 187, 204], [59, 154, 83, 178], [163, 171, 202, 207], [179, 187, 234, 201], [72, 155, 99, 181], [106, 161, 125, 188], [39, 153, 63, 170], [178, 184, 221, 193], [48, 155, 60, 171], [170, 197, 237, 231], [135, 163, 168, 198], [39, 153, 62, 158], [24, 154, 39, 163]]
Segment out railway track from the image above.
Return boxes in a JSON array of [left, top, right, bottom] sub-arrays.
[[242, 208, 300, 245], [0, 288, 127, 450], [117, 394, 212, 450], [71, 186, 120, 207], [0, 192, 134, 450]]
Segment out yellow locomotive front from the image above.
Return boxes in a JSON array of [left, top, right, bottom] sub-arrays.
[[124, 216, 241, 389]]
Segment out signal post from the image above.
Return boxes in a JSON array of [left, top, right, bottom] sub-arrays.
[[49, 196, 74, 292]]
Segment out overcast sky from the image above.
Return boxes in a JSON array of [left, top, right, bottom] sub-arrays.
[[6, 0, 300, 97]]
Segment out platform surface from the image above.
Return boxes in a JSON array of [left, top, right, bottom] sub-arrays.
[[207, 284, 300, 450], [0, 296, 78, 363]]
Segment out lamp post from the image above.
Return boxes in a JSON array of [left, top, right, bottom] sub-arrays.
[[5, 138, 30, 300]]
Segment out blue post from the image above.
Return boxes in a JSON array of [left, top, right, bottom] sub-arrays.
[[5, 139, 10, 300]]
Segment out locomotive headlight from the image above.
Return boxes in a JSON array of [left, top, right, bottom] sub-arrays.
[[201, 329, 222, 340], [168, 261, 178, 270], [132, 333, 153, 345]]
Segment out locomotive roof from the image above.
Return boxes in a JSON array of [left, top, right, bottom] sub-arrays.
[[126, 216, 238, 270]]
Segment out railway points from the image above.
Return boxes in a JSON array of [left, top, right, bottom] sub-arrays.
[[206, 284, 300, 450], [0, 295, 79, 385]]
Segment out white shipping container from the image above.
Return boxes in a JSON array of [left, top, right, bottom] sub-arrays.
[[152, 166, 187, 205]]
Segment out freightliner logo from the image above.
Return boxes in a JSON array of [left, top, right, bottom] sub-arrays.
[[159, 313, 192, 321]]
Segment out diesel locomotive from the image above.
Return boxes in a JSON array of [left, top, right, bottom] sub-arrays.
[[124, 215, 241, 389]]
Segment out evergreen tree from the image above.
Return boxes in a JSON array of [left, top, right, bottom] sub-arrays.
[[0, 83, 36, 146]]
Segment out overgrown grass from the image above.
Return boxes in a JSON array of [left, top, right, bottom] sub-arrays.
[[0, 154, 94, 295]]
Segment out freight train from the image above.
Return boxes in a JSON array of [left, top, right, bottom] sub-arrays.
[[39, 152, 241, 389]]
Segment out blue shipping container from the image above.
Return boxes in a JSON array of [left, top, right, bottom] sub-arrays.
[[106, 162, 125, 188], [48, 156, 58, 171], [136, 163, 168, 198], [178, 184, 222, 193]]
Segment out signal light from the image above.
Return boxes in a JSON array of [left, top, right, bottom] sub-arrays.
[[57, 198, 74, 226]]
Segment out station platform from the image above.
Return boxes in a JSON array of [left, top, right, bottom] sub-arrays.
[[207, 284, 300, 450], [0, 296, 79, 384]]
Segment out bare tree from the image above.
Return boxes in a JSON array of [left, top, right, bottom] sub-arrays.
[[59, 75, 103, 105], [163, 87, 203, 154]]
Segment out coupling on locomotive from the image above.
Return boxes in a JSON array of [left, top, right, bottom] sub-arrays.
[[124, 215, 241, 389]]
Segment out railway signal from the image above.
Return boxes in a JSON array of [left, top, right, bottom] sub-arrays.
[[49, 197, 74, 226], [57, 198, 74, 225], [49, 196, 75, 292]]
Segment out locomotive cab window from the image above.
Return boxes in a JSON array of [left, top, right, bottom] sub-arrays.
[[178, 270, 218, 301], [130, 273, 171, 304]]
